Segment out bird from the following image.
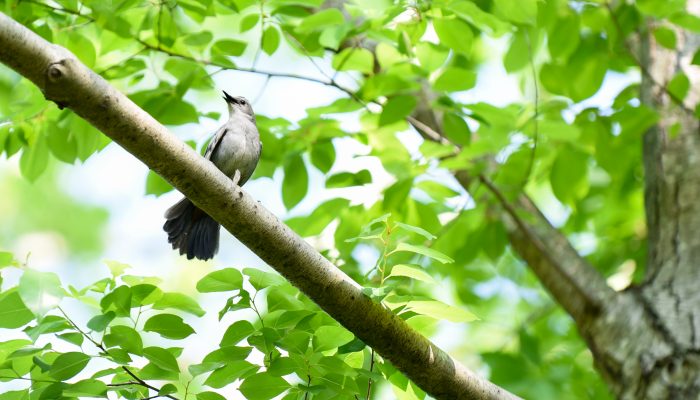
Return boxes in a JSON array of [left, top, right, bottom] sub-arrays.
[[163, 91, 261, 260]]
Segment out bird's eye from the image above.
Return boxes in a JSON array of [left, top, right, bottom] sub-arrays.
[[241, 100, 247, 105]]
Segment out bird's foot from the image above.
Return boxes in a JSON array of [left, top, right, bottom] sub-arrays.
[[232, 169, 241, 187]]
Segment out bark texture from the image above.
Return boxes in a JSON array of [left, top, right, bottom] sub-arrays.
[[0, 11, 520, 400]]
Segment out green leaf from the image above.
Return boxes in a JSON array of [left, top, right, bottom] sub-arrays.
[[19, 133, 49, 182], [212, 39, 247, 56], [240, 14, 260, 32], [87, 312, 115, 331], [220, 320, 255, 347], [262, 26, 281, 55], [388, 264, 435, 283], [286, 198, 349, 237], [669, 12, 700, 32], [243, 268, 286, 290], [636, 0, 685, 18], [416, 42, 449, 71], [159, 383, 178, 395], [433, 17, 473, 55], [146, 170, 173, 196], [332, 48, 374, 74], [239, 372, 290, 400], [0, 251, 14, 267], [57, 332, 84, 346], [504, 30, 529, 72], [393, 222, 435, 240], [668, 73, 690, 100], [548, 15, 580, 61], [282, 153, 308, 210], [131, 284, 163, 307], [442, 113, 470, 145], [197, 268, 243, 292], [433, 67, 476, 92], [203, 360, 258, 388], [18, 270, 64, 316], [183, 31, 213, 46], [143, 314, 195, 340], [153, 292, 205, 317], [326, 170, 372, 188], [297, 8, 344, 32], [24, 315, 71, 341], [310, 140, 335, 173], [63, 379, 107, 397], [197, 392, 227, 400], [550, 146, 589, 205], [49, 352, 90, 380], [383, 179, 413, 212], [448, 1, 510, 36], [375, 42, 404, 69], [493, 0, 537, 24], [104, 325, 143, 355], [539, 120, 581, 142], [692, 49, 700, 66], [312, 326, 353, 351], [104, 260, 130, 277], [188, 361, 226, 377], [416, 180, 461, 201], [391, 243, 454, 264], [100, 285, 132, 317], [405, 300, 477, 322], [653, 26, 677, 50], [379, 95, 417, 126], [203, 346, 252, 363], [0, 291, 34, 328], [143, 347, 180, 372], [66, 32, 96, 67], [540, 37, 608, 102]]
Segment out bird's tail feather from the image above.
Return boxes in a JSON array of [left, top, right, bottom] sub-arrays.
[[163, 198, 220, 260]]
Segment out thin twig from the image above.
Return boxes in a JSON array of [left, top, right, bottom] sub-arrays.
[[57, 306, 180, 400], [366, 348, 375, 400], [136, 38, 355, 96]]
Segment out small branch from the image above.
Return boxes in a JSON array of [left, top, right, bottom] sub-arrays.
[[57, 307, 179, 400], [136, 39, 356, 97], [107, 381, 142, 387], [475, 175, 615, 320], [366, 348, 375, 400]]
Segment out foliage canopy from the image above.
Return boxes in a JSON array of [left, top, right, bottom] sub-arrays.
[[2, 0, 698, 398]]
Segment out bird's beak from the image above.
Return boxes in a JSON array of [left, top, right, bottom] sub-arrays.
[[222, 90, 236, 104]]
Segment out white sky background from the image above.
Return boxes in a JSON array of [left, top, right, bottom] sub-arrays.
[[0, 22, 640, 398]]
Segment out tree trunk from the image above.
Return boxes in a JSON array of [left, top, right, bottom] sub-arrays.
[[587, 10, 700, 399]]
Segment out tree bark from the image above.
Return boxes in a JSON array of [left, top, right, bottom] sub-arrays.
[[0, 11, 520, 400]]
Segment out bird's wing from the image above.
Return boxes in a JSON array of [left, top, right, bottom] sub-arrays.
[[203, 125, 228, 160]]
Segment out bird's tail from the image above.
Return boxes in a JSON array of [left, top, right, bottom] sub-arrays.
[[163, 198, 220, 260]]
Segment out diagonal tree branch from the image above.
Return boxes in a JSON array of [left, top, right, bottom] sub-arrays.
[[0, 12, 518, 400]]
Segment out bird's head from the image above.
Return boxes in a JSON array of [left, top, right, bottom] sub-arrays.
[[222, 91, 254, 119]]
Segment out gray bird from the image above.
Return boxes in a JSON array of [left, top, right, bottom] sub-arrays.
[[163, 91, 261, 260]]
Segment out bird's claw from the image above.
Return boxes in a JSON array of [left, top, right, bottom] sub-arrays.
[[232, 169, 241, 187]]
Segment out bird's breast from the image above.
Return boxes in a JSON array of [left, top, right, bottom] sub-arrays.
[[211, 120, 260, 185]]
